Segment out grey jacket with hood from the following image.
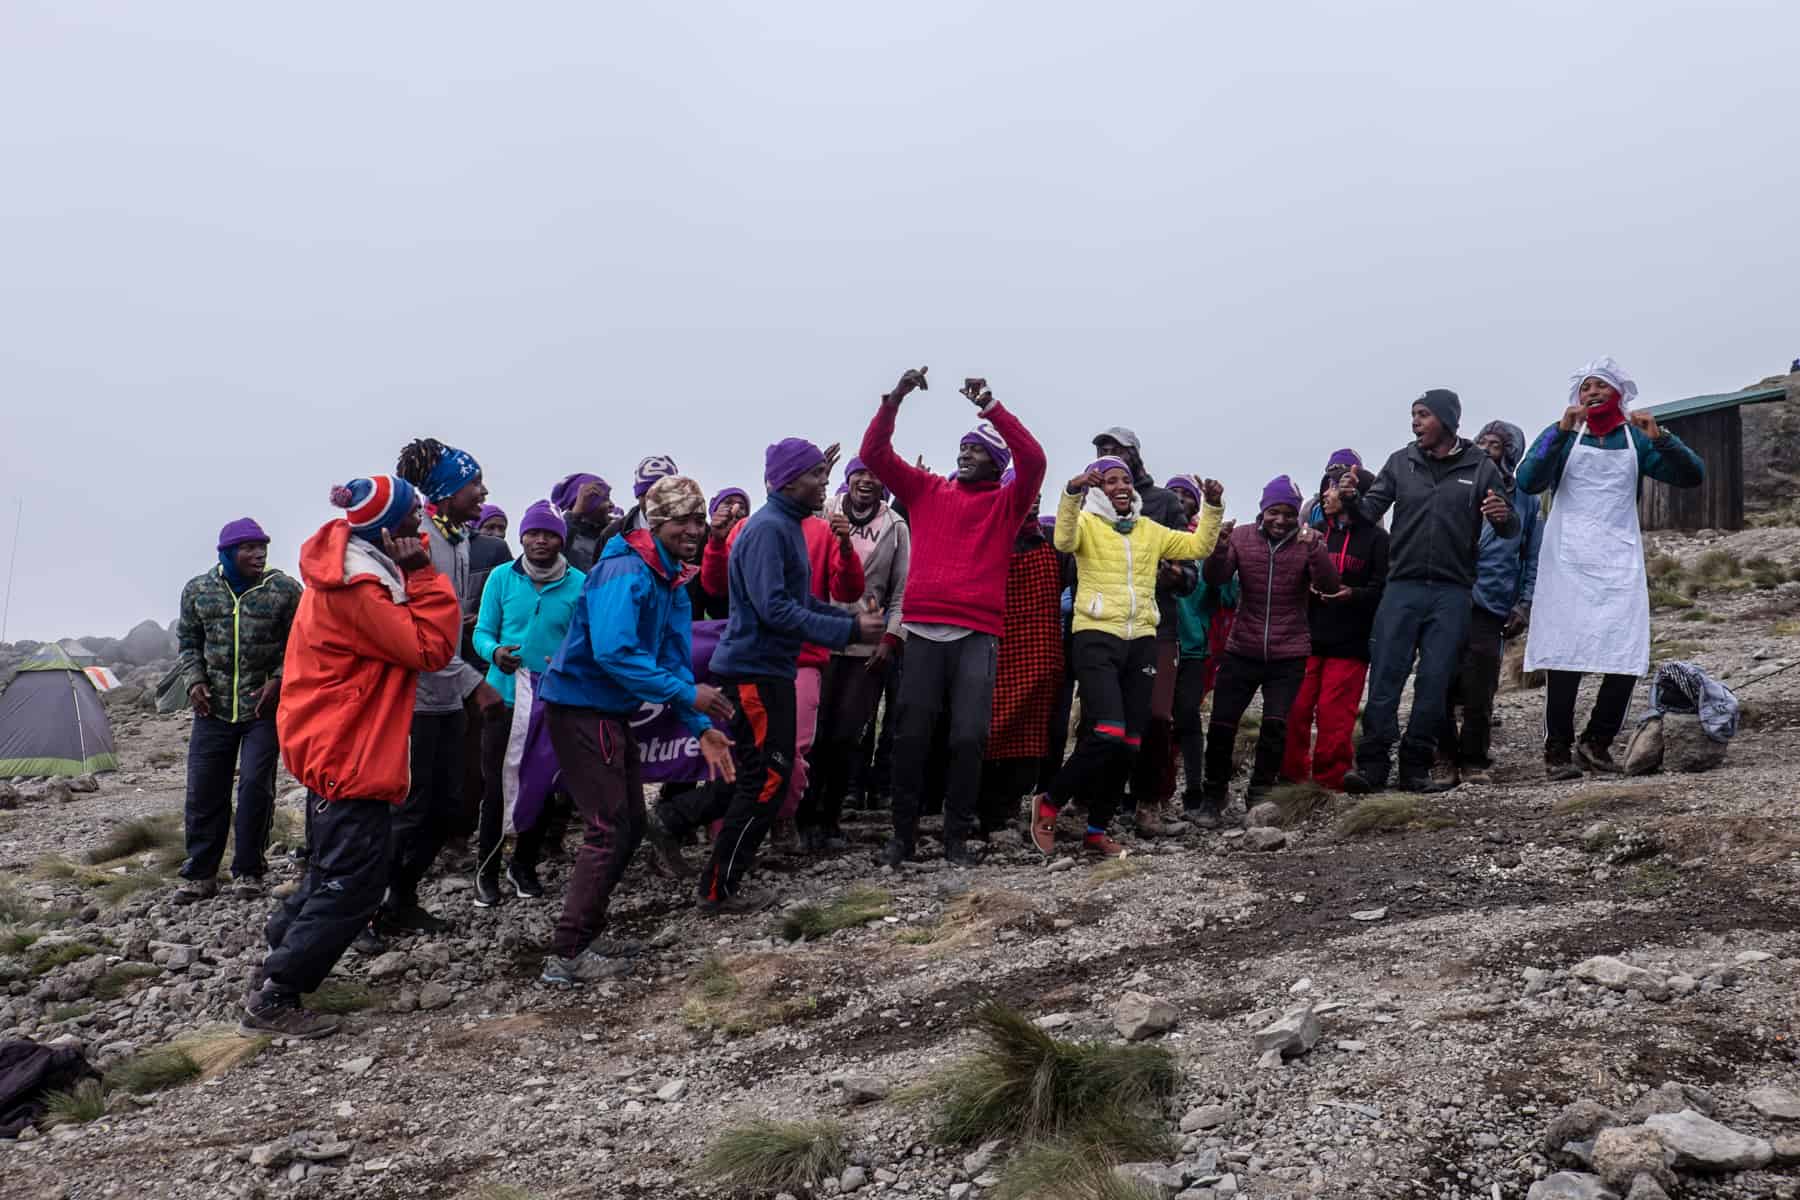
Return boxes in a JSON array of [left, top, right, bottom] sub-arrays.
[[824, 494, 910, 658]]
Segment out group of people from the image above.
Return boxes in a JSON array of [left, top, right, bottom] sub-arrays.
[[164, 358, 1703, 1039]]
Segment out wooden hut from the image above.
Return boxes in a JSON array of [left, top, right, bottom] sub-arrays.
[[1638, 378, 1793, 531]]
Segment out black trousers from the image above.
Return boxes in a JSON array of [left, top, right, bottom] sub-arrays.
[[890, 634, 999, 850], [1037, 668, 1076, 794], [1355, 580, 1471, 783], [387, 709, 465, 910], [262, 794, 391, 1000], [978, 758, 1038, 835], [1545, 670, 1638, 749], [1173, 656, 1210, 806], [1050, 631, 1159, 830], [1439, 605, 1506, 767], [476, 705, 547, 882], [1203, 653, 1306, 798], [803, 654, 889, 834], [660, 676, 796, 902], [181, 714, 280, 880]]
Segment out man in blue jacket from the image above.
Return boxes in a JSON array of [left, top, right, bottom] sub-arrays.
[[650, 438, 885, 915], [1437, 420, 1543, 784], [537, 476, 736, 984]]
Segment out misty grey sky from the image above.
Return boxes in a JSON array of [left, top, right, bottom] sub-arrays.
[[3, 2, 1797, 642]]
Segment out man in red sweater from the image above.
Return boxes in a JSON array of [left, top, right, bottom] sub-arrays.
[[859, 368, 1046, 866]]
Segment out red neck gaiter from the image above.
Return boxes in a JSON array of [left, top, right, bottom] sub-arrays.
[[1583, 395, 1627, 437]]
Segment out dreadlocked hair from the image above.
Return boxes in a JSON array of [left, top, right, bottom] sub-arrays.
[[395, 438, 447, 487]]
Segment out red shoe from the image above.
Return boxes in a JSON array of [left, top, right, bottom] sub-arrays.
[[1083, 831, 1128, 858], [1031, 796, 1058, 857]]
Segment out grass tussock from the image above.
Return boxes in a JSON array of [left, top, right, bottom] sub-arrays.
[[1550, 782, 1669, 817], [699, 1118, 847, 1192], [29, 941, 98, 976], [1627, 861, 1680, 898], [169, 1025, 270, 1079], [90, 963, 160, 1001], [42, 1078, 108, 1127], [0, 885, 42, 927], [1086, 856, 1142, 887], [926, 1003, 1177, 1157], [1268, 780, 1333, 827], [49, 1001, 93, 1022], [779, 886, 894, 942], [898, 889, 1042, 955], [1692, 548, 1741, 583], [1334, 796, 1455, 837], [304, 979, 385, 1014], [35, 855, 113, 887], [86, 814, 182, 865], [1, 927, 42, 954], [680, 954, 819, 1036], [993, 1144, 1165, 1200], [106, 1045, 201, 1094]]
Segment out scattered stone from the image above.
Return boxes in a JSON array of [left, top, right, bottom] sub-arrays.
[[250, 1139, 295, 1170], [416, 982, 453, 1010], [962, 1139, 1006, 1178], [1244, 801, 1280, 828], [1255, 1048, 1284, 1070], [0, 783, 18, 810], [1113, 991, 1178, 1041], [47, 780, 74, 804], [1181, 1104, 1231, 1132], [68, 774, 100, 794], [1628, 1082, 1715, 1119], [1571, 956, 1670, 1001], [1033, 1013, 1077, 1030], [1591, 1126, 1674, 1191], [1624, 1175, 1669, 1200], [1241, 826, 1287, 852], [838, 1165, 867, 1192], [1336, 1039, 1366, 1052], [831, 1074, 889, 1105], [1251, 1005, 1320, 1059], [655, 1078, 688, 1102], [1527, 1173, 1618, 1200], [1772, 1134, 1800, 1163], [366, 951, 410, 981], [1046, 857, 1076, 874], [336, 1055, 375, 1076], [1543, 1101, 1625, 1163], [1644, 1109, 1773, 1172], [1581, 821, 1617, 851], [1748, 1085, 1800, 1121], [1115, 1162, 1186, 1198], [1734, 949, 1774, 964], [1349, 907, 1387, 921], [949, 1186, 973, 1200]]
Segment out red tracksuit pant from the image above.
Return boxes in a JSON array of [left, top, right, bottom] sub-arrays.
[[1281, 655, 1369, 791]]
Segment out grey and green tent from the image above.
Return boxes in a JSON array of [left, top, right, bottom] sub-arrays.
[[0, 645, 119, 777]]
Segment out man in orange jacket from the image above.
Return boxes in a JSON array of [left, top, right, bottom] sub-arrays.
[[242, 474, 460, 1039]]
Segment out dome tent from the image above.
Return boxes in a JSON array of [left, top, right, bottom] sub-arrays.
[[0, 645, 119, 778]]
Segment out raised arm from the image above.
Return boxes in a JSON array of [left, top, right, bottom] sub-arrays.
[[1353, 456, 1398, 525], [858, 367, 932, 507], [1156, 501, 1224, 561], [1053, 489, 1086, 555], [984, 398, 1047, 515]]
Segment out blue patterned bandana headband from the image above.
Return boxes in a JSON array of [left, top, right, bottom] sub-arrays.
[[422, 446, 482, 502]]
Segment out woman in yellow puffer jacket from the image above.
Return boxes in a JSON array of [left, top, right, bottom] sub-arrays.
[[1031, 457, 1223, 857]]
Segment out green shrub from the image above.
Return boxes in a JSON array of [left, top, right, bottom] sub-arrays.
[[42, 1078, 108, 1126], [700, 1118, 847, 1192], [779, 886, 893, 942], [107, 1045, 201, 1094]]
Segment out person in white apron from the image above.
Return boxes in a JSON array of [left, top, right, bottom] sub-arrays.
[[1519, 358, 1705, 779]]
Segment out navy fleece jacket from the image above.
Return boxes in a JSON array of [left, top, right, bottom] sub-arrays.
[[711, 490, 857, 680]]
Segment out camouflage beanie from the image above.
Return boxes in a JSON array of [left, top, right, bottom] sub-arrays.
[[642, 476, 707, 526]]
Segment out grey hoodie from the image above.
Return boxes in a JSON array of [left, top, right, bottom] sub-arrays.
[[414, 521, 486, 713], [825, 495, 910, 658]]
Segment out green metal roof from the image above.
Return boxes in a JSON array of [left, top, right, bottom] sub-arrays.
[[1645, 384, 1787, 422]]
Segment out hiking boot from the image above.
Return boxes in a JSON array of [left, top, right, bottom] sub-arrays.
[[540, 949, 631, 986], [1083, 831, 1128, 858], [879, 837, 909, 869], [1395, 771, 1454, 795], [506, 862, 545, 899], [943, 840, 985, 868], [1184, 803, 1223, 830], [1430, 759, 1461, 789], [587, 935, 645, 958], [1576, 740, 1621, 774], [1132, 799, 1183, 838], [697, 885, 778, 917], [1342, 770, 1384, 796], [772, 818, 803, 854], [240, 993, 341, 1040], [1544, 740, 1582, 782], [1030, 796, 1059, 856], [229, 874, 265, 899], [473, 874, 503, 909], [820, 830, 849, 852], [384, 904, 453, 934], [350, 924, 387, 956], [644, 804, 694, 879], [172, 877, 219, 906], [1461, 768, 1495, 786]]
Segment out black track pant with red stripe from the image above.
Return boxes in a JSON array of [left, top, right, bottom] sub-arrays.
[[660, 676, 797, 904], [1048, 631, 1158, 830]]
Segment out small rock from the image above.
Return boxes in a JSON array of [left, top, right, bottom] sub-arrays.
[[1114, 1162, 1186, 1198], [1582, 821, 1617, 851], [1628, 1082, 1714, 1119], [1113, 991, 1178, 1041], [1527, 1173, 1618, 1200], [1244, 801, 1280, 828], [1572, 955, 1670, 1002], [1241, 826, 1287, 852], [250, 1138, 295, 1170], [1644, 1108, 1773, 1171], [1047, 857, 1076, 873], [68, 774, 100, 794], [1349, 907, 1387, 921], [1181, 1105, 1231, 1132], [1250, 1005, 1320, 1059], [1255, 1048, 1284, 1069], [949, 1186, 973, 1200], [1336, 1039, 1366, 1053], [1591, 1126, 1674, 1191], [839, 1165, 867, 1192], [1543, 1101, 1624, 1162], [1033, 1013, 1077, 1030], [655, 1078, 688, 1102], [962, 1139, 1006, 1177], [417, 982, 453, 1010], [366, 951, 410, 981], [1748, 1085, 1800, 1121], [1733, 950, 1774, 964], [1771, 1134, 1800, 1163], [336, 1055, 375, 1076], [1624, 1176, 1669, 1200]]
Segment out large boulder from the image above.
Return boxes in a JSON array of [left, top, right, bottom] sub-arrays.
[[1644, 1109, 1773, 1172]]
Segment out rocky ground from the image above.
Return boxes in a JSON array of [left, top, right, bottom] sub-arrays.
[[3, 527, 1799, 1200]]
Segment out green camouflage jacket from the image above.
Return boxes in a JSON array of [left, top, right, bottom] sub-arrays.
[[176, 566, 304, 723]]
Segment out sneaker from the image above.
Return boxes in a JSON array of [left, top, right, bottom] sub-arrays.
[[1030, 796, 1058, 857], [1184, 804, 1223, 830], [644, 804, 694, 879], [540, 948, 632, 986], [172, 877, 219, 906], [384, 904, 453, 934], [1342, 770, 1383, 796], [943, 840, 985, 868], [1083, 831, 1128, 858], [697, 885, 778, 917], [1576, 740, 1621, 774], [506, 862, 545, 899], [1395, 774, 1454, 795], [240, 994, 341, 1040], [587, 936, 645, 958], [1544, 740, 1582, 782], [879, 838, 909, 869], [473, 874, 503, 909], [350, 925, 387, 956], [228, 874, 265, 899]]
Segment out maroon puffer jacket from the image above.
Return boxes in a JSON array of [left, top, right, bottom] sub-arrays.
[[1202, 525, 1340, 662]]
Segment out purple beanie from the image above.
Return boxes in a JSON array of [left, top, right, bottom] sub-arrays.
[[1326, 448, 1362, 471], [710, 487, 750, 516], [961, 422, 1012, 472], [217, 518, 269, 551], [1260, 475, 1304, 513], [1000, 466, 1017, 488], [475, 503, 507, 529], [519, 500, 566, 540], [1087, 456, 1132, 479], [1164, 475, 1202, 505], [765, 438, 826, 493], [633, 456, 678, 500], [550, 472, 609, 516]]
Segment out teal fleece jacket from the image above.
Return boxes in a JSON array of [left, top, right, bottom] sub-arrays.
[[472, 559, 587, 703]]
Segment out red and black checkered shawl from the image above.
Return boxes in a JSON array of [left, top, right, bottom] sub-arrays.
[[987, 536, 1066, 759]]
